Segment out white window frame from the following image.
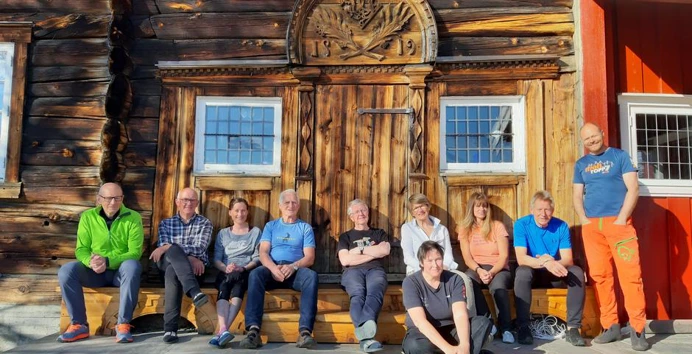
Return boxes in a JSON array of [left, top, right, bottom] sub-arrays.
[[619, 93, 692, 197], [440, 96, 526, 174], [194, 96, 282, 175], [0, 42, 15, 183]]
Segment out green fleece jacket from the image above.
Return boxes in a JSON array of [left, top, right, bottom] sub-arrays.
[[75, 204, 144, 270]]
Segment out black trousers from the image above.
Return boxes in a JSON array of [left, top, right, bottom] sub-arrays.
[[156, 244, 204, 332], [514, 265, 585, 329], [401, 316, 492, 354]]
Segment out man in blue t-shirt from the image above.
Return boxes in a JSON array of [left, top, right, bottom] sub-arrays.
[[573, 123, 648, 351], [239, 189, 318, 350], [513, 190, 585, 347]]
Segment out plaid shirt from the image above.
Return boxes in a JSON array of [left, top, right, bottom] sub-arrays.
[[158, 213, 212, 264]]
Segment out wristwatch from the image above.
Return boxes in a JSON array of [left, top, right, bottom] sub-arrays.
[[292, 263, 299, 271]]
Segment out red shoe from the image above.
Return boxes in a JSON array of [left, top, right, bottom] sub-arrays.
[[115, 323, 134, 343], [57, 324, 90, 343]]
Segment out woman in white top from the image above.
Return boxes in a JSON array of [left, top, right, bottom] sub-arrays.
[[401, 193, 458, 275]]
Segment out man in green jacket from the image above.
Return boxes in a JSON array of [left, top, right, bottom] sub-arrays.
[[57, 182, 144, 343]]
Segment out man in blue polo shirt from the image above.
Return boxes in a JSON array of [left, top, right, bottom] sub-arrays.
[[513, 190, 585, 347], [239, 189, 318, 350]]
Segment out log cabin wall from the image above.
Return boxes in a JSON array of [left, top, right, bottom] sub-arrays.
[[0, 0, 578, 347]]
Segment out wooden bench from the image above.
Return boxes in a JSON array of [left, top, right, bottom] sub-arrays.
[[59, 285, 600, 343]]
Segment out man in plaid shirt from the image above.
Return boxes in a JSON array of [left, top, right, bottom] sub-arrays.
[[149, 187, 213, 343]]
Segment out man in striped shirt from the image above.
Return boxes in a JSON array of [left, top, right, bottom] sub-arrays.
[[149, 187, 213, 343]]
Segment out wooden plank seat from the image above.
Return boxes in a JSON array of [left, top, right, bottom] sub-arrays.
[[58, 285, 600, 343]]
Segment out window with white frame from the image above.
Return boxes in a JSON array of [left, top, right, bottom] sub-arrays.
[[0, 42, 15, 183], [194, 96, 282, 175], [440, 96, 525, 173], [619, 93, 692, 196]]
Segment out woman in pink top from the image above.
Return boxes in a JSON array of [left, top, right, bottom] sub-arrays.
[[458, 192, 514, 344]]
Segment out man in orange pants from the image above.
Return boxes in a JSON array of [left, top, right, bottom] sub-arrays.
[[573, 123, 648, 351]]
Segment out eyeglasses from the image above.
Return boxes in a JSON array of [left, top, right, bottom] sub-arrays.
[[178, 198, 198, 204], [99, 195, 123, 203]]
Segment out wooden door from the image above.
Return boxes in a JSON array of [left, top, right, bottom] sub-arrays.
[[313, 84, 410, 276]]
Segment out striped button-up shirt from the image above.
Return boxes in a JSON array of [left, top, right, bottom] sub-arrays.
[[158, 213, 212, 264]]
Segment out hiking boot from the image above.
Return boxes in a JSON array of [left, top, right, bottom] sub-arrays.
[[518, 325, 533, 345], [296, 330, 317, 348], [192, 292, 209, 307], [57, 323, 90, 343], [502, 330, 515, 344], [162, 331, 178, 343], [631, 329, 650, 351], [239, 328, 262, 349], [593, 323, 621, 344], [565, 327, 585, 346], [115, 323, 134, 343]]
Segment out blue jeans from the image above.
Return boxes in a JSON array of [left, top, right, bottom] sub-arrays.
[[341, 267, 387, 327], [244, 265, 318, 333], [58, 259, 141, 325]]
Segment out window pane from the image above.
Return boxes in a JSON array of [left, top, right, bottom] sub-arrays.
[[240, 107, 251, 121], [229, 137, 240, 149], [252, 122, 263, 135], [218, 106, 230, 121], [251, 151, 262, 164], [205, 150, 216, 164], [446, 120, 456, 134], [229, 151, 239, 164], [217, 136, 228, 150], [447, 149, 456, 163], [205, 137, 215, 149], [263, 107, 274, 122], [216, 151, 228, 164], [446, 106, 456, 120], [262, 151, 273, 164], [446, 136, 456, 149], [218, 121, 229, 134], [230, 107, 241, 120], [240, 151, 251, 164], [634, 113, 692, 180], [240, 122, 252, 135], [480, 150, 490, 162], [458, 150, 468, 163]]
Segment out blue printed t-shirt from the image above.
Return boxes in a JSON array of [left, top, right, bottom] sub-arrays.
[[573, 147, 636, 218], [261, 218, 315, 263], [513, 215, 571, 259]]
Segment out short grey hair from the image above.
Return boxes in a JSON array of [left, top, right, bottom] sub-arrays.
[[530, 190, 554, 209], [279, 189, 299, 204], [347, 199, 368, 215]]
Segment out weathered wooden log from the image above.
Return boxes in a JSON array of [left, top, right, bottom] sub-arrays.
[[0, 275, 63, 304], [0, 234, 79, 259], [130, 39, 286, 65], [436, 8, 574, 37], [130, 15, 156, 38], [109, 46, 135, 76], [0, 258, 67, 276], [155, 0, 295, 13], [133, 0, 161, 15], [0, 202, 89, 221], [110, 0, 133, 15], [28, 97, 106, 118], [29, 81, 109, 97], [105, 74, 133, 120], [109, 15, 134, 46], [101, 120, 129, 153], [132, 79, 162, 96], [130, 95, 161, 117], [150, 12, 290, 40], [20, 166, 155, 188], [22, 187, 153, 211], [21, 140, 156, 167], [438, 36, 573, 57], [23, 117, 158, 142], [29, 66, 110, 83], [428, 0, 573, 9], [0, 1, 111, 14], [100, 151, 127, 182], [35, 14, 110, 39], [32, 39, 108, 66]]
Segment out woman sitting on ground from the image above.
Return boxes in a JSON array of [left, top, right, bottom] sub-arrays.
[[402, 241, 493, 354], [209, 197, 261, 348], [458, 192, 514, 344]]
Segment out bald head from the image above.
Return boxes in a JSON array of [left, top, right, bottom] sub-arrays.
[[97, 183, 123, 217], [175, 187, 199, 220], [580, 123, 606, 154]]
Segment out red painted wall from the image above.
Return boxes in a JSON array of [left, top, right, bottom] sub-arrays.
[[583, 0, 692, 320]]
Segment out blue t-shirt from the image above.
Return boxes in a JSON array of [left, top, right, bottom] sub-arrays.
[[573, 147, 636, 218], [513, 215, 571, 259], [261, 218, 315, 263]]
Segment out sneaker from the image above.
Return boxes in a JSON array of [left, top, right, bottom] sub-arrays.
[[593, 323, 621, 344], [354, 320, 377, 341], [565, 327, 585, 346], [518, 325, 533, 345], [57, 323, 90, 343], [631, 329, 650, 351], [162, 331, 178, 343], [296, 330, 317, 348], [217, 330, 234, 347], [208, 335, 220, 347], [115, 323, 134, 343], [192, 292, 209, 307], [360, 338, 384, 353], [502, 330, 515, 344], [490, 324, 498, 337], [239, 328, 262, 349]]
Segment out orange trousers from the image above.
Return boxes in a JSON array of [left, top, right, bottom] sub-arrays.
[[582, 216, 647, 332]]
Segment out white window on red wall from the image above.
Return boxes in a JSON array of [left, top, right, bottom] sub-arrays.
[[619, 93, 692, 196]]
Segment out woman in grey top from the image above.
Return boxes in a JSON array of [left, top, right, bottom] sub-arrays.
[[208, 197, 261, 348], [402, 241, 492, 354]]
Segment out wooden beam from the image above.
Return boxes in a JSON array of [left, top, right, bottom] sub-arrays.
[[195, 176, 274, 191], [445, 175, 522, 186]]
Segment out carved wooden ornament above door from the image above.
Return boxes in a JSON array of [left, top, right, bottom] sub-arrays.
[[287, 0, 438, 65]]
